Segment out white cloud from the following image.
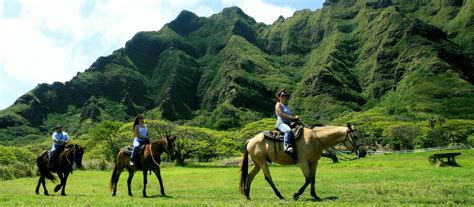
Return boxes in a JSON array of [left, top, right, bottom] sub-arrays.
[[221, 0, 295, 24], [0, 0, 295, 109]]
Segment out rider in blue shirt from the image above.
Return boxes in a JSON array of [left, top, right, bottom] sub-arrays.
[[48, 125, 70, 168], [275, 91, 299, 153]]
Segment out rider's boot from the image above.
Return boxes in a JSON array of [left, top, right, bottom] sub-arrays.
[[284, 143, 294, 154]]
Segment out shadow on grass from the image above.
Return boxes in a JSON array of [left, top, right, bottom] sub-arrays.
[[146, 195, 173, 199], [303, 196, 338, 202]]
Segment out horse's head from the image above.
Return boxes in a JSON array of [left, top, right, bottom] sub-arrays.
[[165, 135, 176, 160], [73, 144, 85, 168], [343, 123, 367, 158]]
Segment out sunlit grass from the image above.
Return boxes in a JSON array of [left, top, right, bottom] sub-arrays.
[[1, 150, 473, 206]]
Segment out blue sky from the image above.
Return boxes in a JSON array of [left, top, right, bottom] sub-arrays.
[[0, 0, 324, 110]]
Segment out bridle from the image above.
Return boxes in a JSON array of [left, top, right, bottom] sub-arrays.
[[65, 146, 82, 167], [342, 130, 364, 152]]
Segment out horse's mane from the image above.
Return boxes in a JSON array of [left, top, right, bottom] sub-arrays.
[[311, 126, 347, 137]]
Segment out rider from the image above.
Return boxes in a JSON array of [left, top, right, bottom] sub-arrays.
[[275, 90, 299, 153], [48, 125, 70, 168], [129, 114, 149, 166]]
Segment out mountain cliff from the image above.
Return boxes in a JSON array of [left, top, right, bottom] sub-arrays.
[[1, 0, 473, 138]]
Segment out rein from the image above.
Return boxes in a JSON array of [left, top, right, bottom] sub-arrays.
[[64, 148, 75, 169], [149, 142, 161, 167]]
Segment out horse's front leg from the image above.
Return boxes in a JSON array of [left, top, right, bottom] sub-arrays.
[[153, 168, 166, 196], [54, 172, 64, 193], [60, 172, 70, 196], [309, 161, 321, 201], [142, 170, 148, 197], [294, 161, 311, 200]]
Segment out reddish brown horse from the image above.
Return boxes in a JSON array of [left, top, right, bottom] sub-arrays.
[[240, 123, 366, 200], [109, 135, 176, 197], [35, 144, 85, 196]]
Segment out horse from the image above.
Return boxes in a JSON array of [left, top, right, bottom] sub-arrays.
[[240, 123, 366, 200], [109, 135, 176, 197], [35, 144, 85, 196]]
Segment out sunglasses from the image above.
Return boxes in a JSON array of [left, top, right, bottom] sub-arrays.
[[280, 94, 287, 97]]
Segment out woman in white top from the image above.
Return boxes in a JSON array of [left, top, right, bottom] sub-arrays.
[[130, 114, 149, 166], [275, 90, 299, 153]]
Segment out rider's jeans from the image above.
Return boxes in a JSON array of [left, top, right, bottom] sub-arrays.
[[276, 120, 293, 145]]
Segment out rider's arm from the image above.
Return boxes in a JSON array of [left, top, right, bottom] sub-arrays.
[[135, 125, 141, 138], [52, 133, 66, 144]]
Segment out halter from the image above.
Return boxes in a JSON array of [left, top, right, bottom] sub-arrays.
[[342, 130, 364, 152]]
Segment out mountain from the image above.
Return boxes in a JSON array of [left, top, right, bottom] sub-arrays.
[[1, 0, 473, 138]]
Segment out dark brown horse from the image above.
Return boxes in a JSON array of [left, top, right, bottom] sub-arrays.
[[240, 123, 366, 200], [35, 144, 85, 196], [109, 135, 176, 197]]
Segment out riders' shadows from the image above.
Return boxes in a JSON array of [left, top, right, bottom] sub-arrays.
[[146, 194, 173, 199], [303, 196, 338, 202]]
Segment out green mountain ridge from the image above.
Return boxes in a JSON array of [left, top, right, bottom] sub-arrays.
[[1, 0, 473, 137]]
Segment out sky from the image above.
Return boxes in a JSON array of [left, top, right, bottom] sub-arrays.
[[0, 0, 324, 110]]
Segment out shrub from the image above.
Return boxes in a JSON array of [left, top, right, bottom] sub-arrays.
[[0, 145, 37, 180]]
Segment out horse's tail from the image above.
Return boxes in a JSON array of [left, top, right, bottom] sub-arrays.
[[109, 153, 119, 191], [36, 151, 56, 183], [239, 141, 249, 195]]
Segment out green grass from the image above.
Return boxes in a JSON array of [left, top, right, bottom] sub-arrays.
[[1, 150, 473, 206]]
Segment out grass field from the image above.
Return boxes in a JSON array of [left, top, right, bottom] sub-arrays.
[[1, 150, 473, 206]]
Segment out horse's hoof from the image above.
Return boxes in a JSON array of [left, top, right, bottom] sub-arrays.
[[112, 194, 116, 197], [128, 194, 133, 197], [61, 193, 66, 196], [293, 193, 300, 200], [54, 185, 61, 192], [312, 196, 322, 202], [44, 192, 49, 196]]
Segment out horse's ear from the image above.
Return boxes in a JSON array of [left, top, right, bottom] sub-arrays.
[[347, 123, 353, 131]]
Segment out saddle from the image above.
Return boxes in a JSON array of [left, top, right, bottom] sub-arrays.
[[262, 123, 304, 142], [122, 144, 147, 155]]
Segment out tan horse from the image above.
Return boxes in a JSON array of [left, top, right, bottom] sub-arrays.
[[109, 136, 176, 197], [240, 123, 366, 200]]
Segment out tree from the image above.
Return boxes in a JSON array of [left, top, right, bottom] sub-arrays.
[[173, 127, 215, 166], [383, 125, 420, 150], [88, 121, 123, 161]]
